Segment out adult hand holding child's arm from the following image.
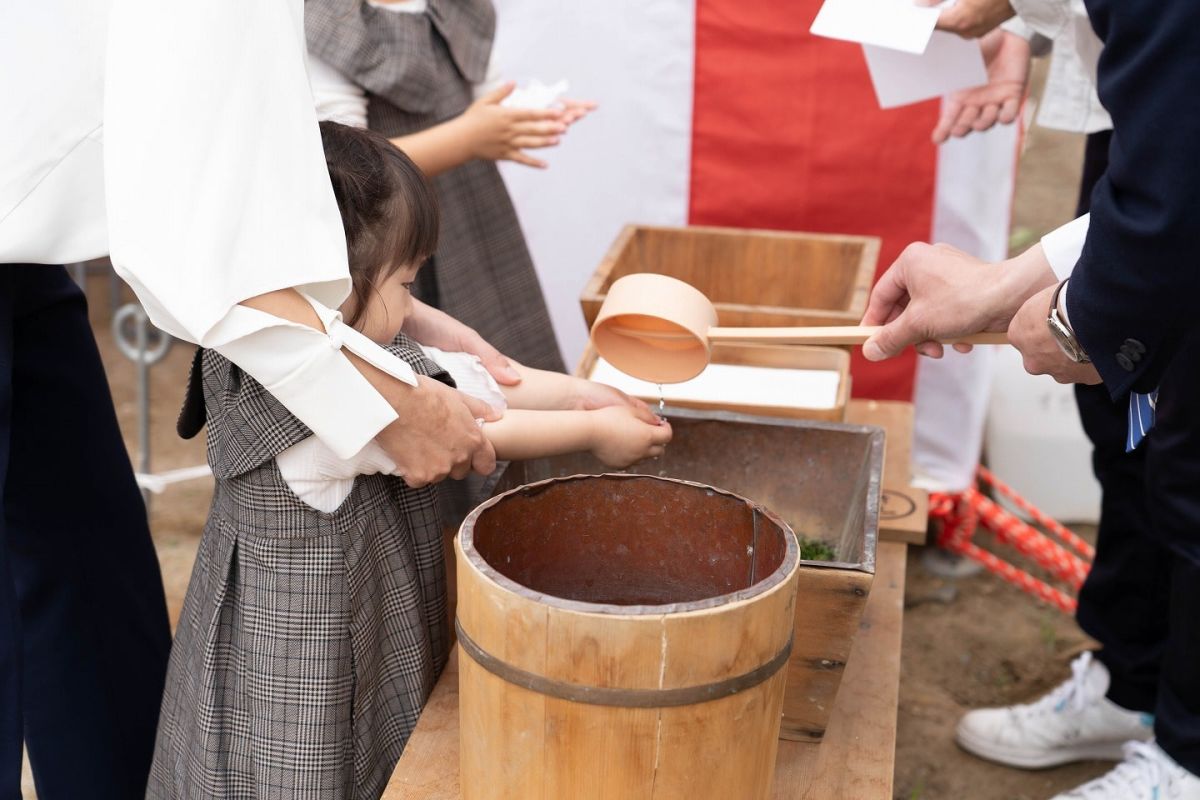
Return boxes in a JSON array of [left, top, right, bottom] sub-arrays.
[[236, 288, 498, 488], [365, 368, 500, 489]]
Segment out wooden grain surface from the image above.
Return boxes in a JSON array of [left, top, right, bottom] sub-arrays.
[[846, 400, 928, 546], [580, 224, 880, 330], [384, 541, 907, 800]]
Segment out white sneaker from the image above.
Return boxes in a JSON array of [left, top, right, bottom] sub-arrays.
[[1051, 740, 1200, 799], [956, 652, 1154, 768]]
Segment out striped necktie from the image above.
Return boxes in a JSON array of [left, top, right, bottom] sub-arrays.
[[1127, 390, 1158, 452]]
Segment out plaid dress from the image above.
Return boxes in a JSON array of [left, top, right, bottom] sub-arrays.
[[147, 334, 451, 800], [305, 0, 566, 375]]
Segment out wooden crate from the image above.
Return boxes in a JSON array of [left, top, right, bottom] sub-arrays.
[[577, 341, 850, 422], [486, 409, 883, 743], [581, 224, 880, 330]]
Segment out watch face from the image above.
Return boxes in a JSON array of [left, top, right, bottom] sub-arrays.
[[1046, 315, 1084, 363]]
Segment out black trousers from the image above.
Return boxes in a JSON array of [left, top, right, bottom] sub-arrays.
[[1072, 130, 1200, 773], [0, 265, 170, 799]]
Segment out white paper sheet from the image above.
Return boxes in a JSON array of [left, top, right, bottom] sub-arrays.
[[810, 0, 940, 55], [589, 358, 842, 411], [863, 31, 987, 108]]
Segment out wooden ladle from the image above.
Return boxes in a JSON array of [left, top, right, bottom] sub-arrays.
[[590, 273, 1008, 383]]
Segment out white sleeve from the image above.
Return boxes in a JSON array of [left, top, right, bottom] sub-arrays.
[[211, 296, 418, 459], [420, 346, 508, 412], [309, 51, 369, 129], [1000, 16, 1035, 41], [1010, 0, 1072, 39], [104, 0, 411, 458], [1040, 213, 1090, 280]]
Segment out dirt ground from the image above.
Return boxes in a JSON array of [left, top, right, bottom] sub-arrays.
[[24, 64, 1109, 800]]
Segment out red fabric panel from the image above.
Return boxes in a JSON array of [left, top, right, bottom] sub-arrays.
[[689, 0, 940, 401]]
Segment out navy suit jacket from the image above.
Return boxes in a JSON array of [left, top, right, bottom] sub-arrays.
[[1069, 0, 1200, 397]]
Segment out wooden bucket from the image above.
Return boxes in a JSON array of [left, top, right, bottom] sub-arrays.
[[456, 473, 800, 800]]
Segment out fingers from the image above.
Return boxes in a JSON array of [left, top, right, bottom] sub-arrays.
[[645, 445, 666, 459], [480, 352, 521, 386], [511, 135, 562, 150], [951, 104, 982, 138], [974, 103, 1000, 131], [513, 119, 568, 136], [932, 105, 958, 145], [506, 150, 548, 169], [863, 316, 918, 361], [470, 437, 498, 477], [628, 402, 660, 426], [509, 107, 566, 122], [952, 342, 976, 354], [915, 341, 945, 359], [626, 394, 652, 414], [479, 80, 516, 105], [648, 419, 673, 445], [861, 254, 912, 327], [460, 391, 501, 423], [998, 94, 1021, 124], [403, 474, 432, 489]]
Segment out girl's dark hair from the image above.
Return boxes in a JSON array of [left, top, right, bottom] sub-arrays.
[[319, 120, 440, 327]]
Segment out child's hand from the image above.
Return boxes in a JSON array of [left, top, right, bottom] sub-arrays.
[[587, 405, 672, 468], [559, 98, 598, 127], [566, 377, 652, 415], [459, 82, 568, 169]]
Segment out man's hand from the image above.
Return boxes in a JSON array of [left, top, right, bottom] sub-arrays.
[[933, 29, 1030, 144], [936, 0, 1016, 39], [862, 242, 1057, 361], [374, 375, 500, 488], [1007, 286, 1102, 384], [402, 298, 521, 386]]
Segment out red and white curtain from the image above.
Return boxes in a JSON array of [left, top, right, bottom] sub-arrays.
[[493, 0, 1017, 476]]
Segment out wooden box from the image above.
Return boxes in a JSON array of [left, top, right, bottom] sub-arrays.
[[577, 341, 851, 422], [485, 408, 883, 743], [580, 224, 881, 330]]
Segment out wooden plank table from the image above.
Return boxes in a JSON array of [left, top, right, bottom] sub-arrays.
[[387, 399, 916, 799]]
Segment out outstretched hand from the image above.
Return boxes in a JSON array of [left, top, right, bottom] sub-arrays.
[[460, 82, 589, 169], [932, 29, 1031, 144]]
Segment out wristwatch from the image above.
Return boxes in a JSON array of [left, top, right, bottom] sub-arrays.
[[1046, 280, 1090, 364]]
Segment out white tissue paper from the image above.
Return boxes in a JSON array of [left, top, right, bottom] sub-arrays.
[[502, 79, 570, 110]]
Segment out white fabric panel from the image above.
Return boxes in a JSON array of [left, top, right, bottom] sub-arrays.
[[490, 0, 696, 368], [913, 122, 1018, 492]]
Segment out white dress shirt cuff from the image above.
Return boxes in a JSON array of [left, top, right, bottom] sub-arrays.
[[209, 298, 419, 459], [1041, 213, 1091, 280], [1010, 0, 1070, 39], [1000, 17, 1034, 41]]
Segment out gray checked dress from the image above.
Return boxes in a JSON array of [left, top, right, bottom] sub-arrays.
[[306, 0, 565, 375], [147, 334, 451, 800]]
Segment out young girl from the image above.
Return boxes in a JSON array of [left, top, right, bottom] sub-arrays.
[[147, 122, 669, 800]]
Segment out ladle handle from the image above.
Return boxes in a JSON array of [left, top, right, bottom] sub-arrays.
[[707, 326, 1010, 346]]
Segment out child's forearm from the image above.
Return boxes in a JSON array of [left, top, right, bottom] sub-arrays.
[[390, 118, 473, 177], [482, 409, 594, 461], [499, 362, 581, 410]]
